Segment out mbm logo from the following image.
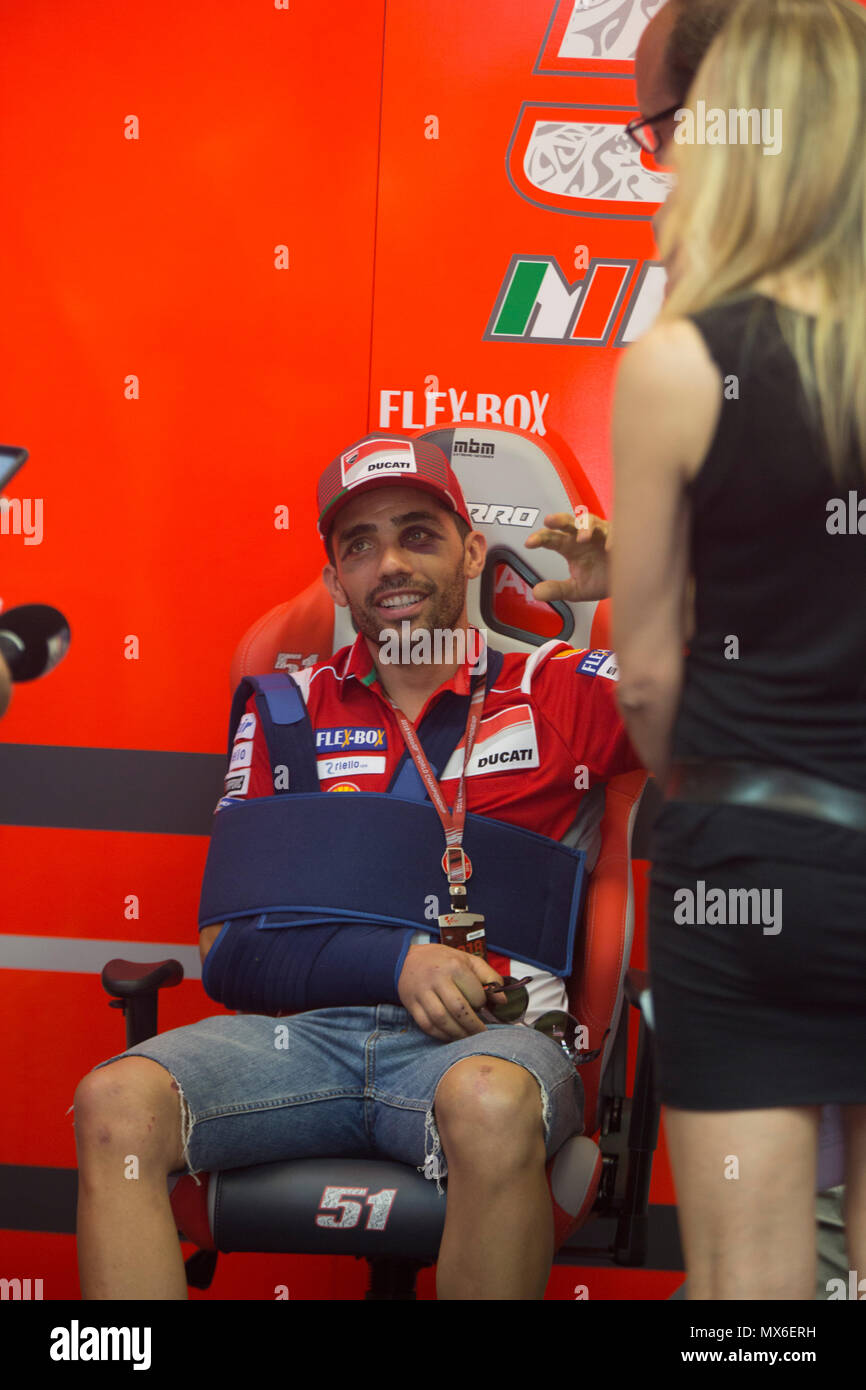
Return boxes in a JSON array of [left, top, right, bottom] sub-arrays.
[[454, 437, 495, 457]]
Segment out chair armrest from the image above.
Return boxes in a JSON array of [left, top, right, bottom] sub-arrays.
[[100, 959, 185, 1049], [101, 958, 185, 999]]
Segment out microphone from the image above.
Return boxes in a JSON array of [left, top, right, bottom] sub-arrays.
[[0, 604, 71, 681]]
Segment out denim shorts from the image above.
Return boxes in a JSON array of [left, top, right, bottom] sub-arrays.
[[87, 1005, 584, 1194]]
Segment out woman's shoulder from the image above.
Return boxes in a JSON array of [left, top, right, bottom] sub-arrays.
[[616, 286, 816, 481], [620, 313, 723, 385], [617, 315, 725, 480], [633, 291, 772, 361]]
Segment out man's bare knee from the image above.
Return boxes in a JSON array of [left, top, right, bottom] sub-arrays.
[[434, 1058, 544, 1163], [73, 1058, 186, 1173]]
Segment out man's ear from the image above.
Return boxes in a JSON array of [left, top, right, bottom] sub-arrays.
[[463, 530, 487, 582], [322, 562, 349, 608]]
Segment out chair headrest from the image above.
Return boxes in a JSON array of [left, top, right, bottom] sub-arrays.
[[417, 424, 608, 656], [231, 424, 611, 686]]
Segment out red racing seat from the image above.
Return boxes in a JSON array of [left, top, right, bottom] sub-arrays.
[[101, 424, 659, 1297]]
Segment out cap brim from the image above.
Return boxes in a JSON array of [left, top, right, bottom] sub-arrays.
[[318, 474, 463, 540]]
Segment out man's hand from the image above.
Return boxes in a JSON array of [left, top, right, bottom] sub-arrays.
[[398, 943, 506, 1041], [525, 511, 612, 604], [199, 923, 223, 968], [0, 652, 11, 720]]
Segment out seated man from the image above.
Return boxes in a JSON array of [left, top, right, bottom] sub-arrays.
[[72, 433, 640, 1301]]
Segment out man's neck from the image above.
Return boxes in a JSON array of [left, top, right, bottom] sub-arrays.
[[365, 620, 477, 722], [375, 659, 460, 723]]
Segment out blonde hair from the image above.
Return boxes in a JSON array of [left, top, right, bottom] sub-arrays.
[[658, 0, 866, 482]]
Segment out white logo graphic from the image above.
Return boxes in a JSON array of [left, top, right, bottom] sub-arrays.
[[468, 504, 541, 527], [440, 705, 540, 779], [317, 755, 388, 780], [224, 768, 251, 795], [559, 0, 664, 62], [50, 1321, 152, 1370], [379, 388, 550, 435], [274, 652, 318, 672], [673, 881, 783, 936], [341, 438, 417, 488], [588, 653, 619, 681], [525, 121, 673, 203], [228, 740, 253, 772]]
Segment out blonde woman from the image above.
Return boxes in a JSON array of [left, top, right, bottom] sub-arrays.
[[611, 0, 866, 1299]]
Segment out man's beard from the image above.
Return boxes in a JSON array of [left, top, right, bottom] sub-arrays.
[[347, 565, 467, 652]]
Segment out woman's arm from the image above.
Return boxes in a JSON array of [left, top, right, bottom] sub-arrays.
[[610, 318, 722, 784]]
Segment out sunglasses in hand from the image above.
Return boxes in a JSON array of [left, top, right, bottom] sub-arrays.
[[480, 976, 532, 1024], [480, 978, 609, 1068], [532, 1012, 609, 1068]]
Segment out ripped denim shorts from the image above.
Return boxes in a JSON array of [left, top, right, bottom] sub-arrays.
[[86, 1004, 584, 1194]]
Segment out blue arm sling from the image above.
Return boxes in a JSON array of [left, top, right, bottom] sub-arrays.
[[200, 648, 587, 1011]]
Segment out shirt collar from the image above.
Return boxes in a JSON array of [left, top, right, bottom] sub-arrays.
[[338, 626, 488, 703]]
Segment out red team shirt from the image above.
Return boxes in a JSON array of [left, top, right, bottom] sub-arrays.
[[220, 628, 641, 1019]]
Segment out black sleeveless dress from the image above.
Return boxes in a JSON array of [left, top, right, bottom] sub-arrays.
[[647, 292, 866, 1110]]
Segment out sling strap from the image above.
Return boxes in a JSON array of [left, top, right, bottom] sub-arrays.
[[203, 645, 586, 976]]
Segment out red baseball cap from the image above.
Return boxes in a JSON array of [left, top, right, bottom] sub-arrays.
[[316, 433, 472, 542]]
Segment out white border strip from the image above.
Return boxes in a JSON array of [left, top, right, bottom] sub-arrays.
[[0, 936, 201, 978]]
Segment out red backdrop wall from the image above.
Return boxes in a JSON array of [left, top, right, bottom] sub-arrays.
[[0, 0, 692, 1300]]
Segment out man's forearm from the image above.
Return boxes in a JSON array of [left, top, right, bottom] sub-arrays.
[[615, 675, 682, 786], [201, 917, 415, 1014]]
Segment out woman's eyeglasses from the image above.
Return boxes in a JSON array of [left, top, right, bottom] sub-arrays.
[[624, 104, 681, 155]]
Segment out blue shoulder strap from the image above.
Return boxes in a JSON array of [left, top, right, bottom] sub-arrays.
[[227, 672, 320, 794], [229, 646, 506, 801]]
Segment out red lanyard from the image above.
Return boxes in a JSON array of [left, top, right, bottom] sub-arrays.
[[391, 678, 487, 889]]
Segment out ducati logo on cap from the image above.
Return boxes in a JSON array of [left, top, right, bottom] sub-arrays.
[[341, 437, 417, 489]]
